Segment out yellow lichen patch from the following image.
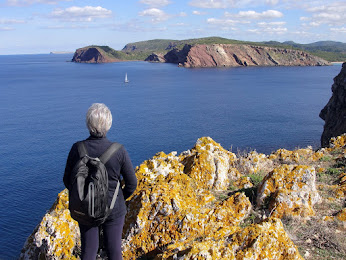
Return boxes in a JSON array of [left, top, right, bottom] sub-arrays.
[[229, 218, 303, 260], [257, 165, 321, 218], [323, 216, 334, 221], [122, 146, 252, 259], [311, 150, 324, 161], [162, 218, 303, 260], [336, 208, 346, 222], [164, 239, 237, 260], [180, 137, 237, 191], [334, 172, 346, 199], [237, 151, 274, 175], [316, 167, 325, 174], [269, 189, 316, 218], [228, 167, 242, 180], [270, 147, 323, 164], [233, 176, 253, 189], [329, 134, 346, 149], [207, 193, 251, 235], [19, 189, 80, 260]]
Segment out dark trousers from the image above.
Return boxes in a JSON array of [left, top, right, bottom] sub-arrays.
[[79, 215, 125, 260]]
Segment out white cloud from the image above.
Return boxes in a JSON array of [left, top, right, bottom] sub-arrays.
[[139, 8, 169, 23], [330, 27, 346, 33], [0, 26, 15, 31], [248, 26, 287, 34], [6, 0, 70, 6], [207, 17, 249, 25], [192, 10, 207, 15], [189, 0, 234, 9], [265, 0, 279, 5], [139, 0, 171, 7], [309, 21, 320, 27], [0, 18, 26, 24], [42, 24, 91, 29], [189, 0, 283, 9], [226, 10, 283, 19], [302, 2, 346, 26], [257, 21, 286, 26], [50, 6, 112, 22]]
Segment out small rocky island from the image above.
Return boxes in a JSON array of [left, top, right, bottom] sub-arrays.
[[71, 37, 333, 67], [19, 64, 346, 259]]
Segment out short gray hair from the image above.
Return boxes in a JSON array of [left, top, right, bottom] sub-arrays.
[[86, 103, 112, 137]]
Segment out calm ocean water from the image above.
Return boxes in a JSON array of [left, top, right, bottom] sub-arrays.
[[0, 54, 341, 259]]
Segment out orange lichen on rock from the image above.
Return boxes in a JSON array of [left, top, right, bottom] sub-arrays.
[[335, 172, 346, 198], [160, 218, 303, 260], [335, 208, 346, 222], [122, 147, 252, 259], [228, 217, 303, 260], [269, 147, 324, 163], [180, 137, 237, 191], [329, 134, 346, 149], [21, 135, 343, 259], [19, 189, 80, 260], [237, 150, 274, 174], [233, 176, 254, 189], [257, 165, 321, 218]]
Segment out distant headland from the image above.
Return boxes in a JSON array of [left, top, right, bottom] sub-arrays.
[[71, 37, 345, 67]]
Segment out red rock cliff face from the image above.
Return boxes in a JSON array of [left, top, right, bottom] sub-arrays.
[[72, 47, 120, 63], [320, 63, 346, 147], [163, 44, 330, 67]]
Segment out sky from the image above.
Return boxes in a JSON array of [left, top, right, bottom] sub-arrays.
[[0, 0, 345, 54]]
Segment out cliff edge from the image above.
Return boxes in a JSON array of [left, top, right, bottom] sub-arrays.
[[320, 63, 346, 146], [158, 44, 330, 67]]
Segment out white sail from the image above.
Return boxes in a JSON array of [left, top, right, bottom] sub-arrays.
[[125, 73, 129, 83]]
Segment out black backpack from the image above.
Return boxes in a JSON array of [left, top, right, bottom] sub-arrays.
[[69, 141, 122, 226]]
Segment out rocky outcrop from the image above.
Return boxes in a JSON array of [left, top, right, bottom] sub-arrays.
[[144, 52, 166, 62], [71, 47, 121, 63], [19, 190, 80, 260], [20, 133, 346, 259], [256, 165, 321, 218], [320, 63, 346, 147], [161, 44, 330, 67]]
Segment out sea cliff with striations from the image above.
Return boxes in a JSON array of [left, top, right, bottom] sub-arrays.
[[151, 44, 330, 68]]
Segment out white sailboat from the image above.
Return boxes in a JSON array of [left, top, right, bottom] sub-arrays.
[[124, 73, 129, 83]]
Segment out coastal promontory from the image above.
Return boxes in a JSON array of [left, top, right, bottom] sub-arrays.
[[70, 37, 338, 67]]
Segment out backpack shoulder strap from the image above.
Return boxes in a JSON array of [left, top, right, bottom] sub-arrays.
[[99, 142, 123, 164], [77, 142, 88, 158]]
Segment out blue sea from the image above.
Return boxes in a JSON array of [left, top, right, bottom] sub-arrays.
[[0, 53, 342, 259]]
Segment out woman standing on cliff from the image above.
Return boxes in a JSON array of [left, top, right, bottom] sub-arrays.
[[63, 103, 137, 260]]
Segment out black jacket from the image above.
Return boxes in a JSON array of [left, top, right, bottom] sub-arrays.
[[63, 135, 137, 220]]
